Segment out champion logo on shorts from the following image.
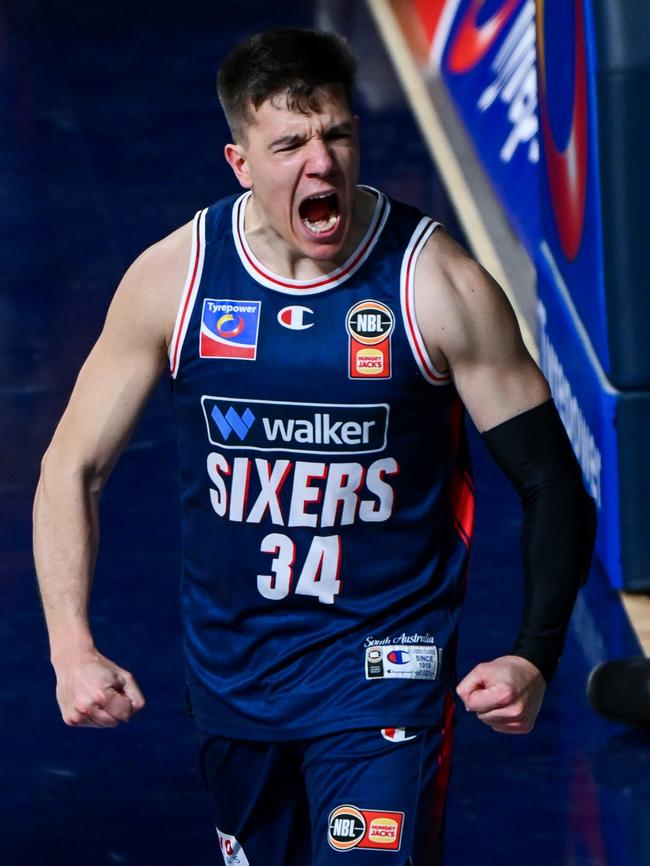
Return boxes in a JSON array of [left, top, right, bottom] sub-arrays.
[[328, 805, 404, 852], [217, 828, 250, 866], [381, 727, 418, 743]]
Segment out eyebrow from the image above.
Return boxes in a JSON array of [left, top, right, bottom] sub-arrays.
[[269, 121, 354, 150]]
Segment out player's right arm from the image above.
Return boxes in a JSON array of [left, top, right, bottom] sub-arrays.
[[33, 222, 192, 727]]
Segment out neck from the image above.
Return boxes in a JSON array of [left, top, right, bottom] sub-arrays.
[[243, 187, 377, 281]]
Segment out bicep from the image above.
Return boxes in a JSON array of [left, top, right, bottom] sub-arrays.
[[415, 234, 550, 432], [450, 284, 550, 432], [50, 328, 167, 484]]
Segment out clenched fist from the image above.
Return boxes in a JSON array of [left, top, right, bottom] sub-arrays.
[[456, 655, 546, 734], [53, 649, 145, 728]]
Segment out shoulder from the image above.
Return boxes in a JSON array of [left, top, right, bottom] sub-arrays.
[[413, 227, 524, 364], [107, 220, 195, 350]]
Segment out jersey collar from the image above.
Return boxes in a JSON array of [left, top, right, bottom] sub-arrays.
[[231, 186, 391, 294]]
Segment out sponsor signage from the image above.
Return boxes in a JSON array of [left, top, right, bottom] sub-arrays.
[[536, 0, 610, 376], [536, 255, 621, 585], [440, 0, 542, 256], [202, 397, 389, 455]]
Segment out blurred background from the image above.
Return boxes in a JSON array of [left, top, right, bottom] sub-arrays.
[[2, 1, 649, 864]]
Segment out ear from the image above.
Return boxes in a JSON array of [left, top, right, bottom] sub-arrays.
[[224, 143, 252, 189]]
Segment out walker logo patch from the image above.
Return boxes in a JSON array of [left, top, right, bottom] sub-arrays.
[[365, 644, 441, 680], [328, 805, 404, 852], [200, 299, 261, 360], [217, 828, 249, 866], [346, 300, 393, 379], [211, 405, 256, 442], [202, 396, 389, 455], [278, 305, 314, 330]]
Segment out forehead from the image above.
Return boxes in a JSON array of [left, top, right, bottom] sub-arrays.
[[246, 87, 353, 139]]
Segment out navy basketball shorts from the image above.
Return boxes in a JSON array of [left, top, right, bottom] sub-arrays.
[[199, 706, 454, 866]]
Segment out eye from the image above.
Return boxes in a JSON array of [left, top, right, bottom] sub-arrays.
[[274, 140, 303, 153]]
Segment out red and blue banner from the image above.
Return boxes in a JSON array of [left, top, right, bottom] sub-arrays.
[[392, 0, 650, 588]]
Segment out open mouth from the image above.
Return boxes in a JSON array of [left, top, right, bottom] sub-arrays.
[[298, 192, 340, 235]]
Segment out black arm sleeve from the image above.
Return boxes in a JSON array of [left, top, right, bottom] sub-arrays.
[[481, 399, 597, 684]]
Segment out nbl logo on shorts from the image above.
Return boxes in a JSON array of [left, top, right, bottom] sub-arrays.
[[327, 804, 404, 852], [328, 805, 367, 851]]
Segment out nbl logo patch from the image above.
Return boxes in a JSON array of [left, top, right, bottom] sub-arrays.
[[346, 300, 394, 379], [328, 804, 404, 852], [200, 299, 261, 360]]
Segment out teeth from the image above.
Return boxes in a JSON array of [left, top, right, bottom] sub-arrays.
[[307, 192, 334, 201], [303, 213, 339, 233]]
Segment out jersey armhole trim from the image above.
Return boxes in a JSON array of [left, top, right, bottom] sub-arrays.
[[169, 208, 207, 378], [400, 217, 451, 386]]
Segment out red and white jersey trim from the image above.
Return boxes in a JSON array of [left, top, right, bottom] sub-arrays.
[[169, 208, 207, 378], [231, 187, 391, 294], [400, 217, 451, 386]]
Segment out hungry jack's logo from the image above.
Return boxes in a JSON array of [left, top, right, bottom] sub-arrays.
[[346, 300, 394, 379]]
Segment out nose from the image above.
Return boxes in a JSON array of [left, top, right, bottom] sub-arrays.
[[305, 136, 335, 176]]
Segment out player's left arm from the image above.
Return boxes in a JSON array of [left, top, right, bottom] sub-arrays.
[[414, 229, 596, 734]]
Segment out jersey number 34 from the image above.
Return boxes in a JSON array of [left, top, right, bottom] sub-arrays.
[[257, 533, 342, 605]]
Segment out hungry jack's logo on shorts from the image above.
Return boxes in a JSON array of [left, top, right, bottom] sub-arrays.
[[328, 804, 404, 852], [200, 299, 261, 360], [346, 300, 394, 379]]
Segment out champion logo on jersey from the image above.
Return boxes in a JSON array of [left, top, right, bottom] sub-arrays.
[[278, 305, 314, 330], [200, 299, 261, 360]]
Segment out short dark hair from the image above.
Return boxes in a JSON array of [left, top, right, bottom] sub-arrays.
[[217, 28, 357, 142]]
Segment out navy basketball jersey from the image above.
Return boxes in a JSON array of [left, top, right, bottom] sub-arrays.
[[169, 188, 474, 739]]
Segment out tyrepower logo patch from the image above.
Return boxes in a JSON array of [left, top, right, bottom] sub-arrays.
[[200, 299, 261, 360], [328, 805, 404, 852], [201, 396, 389, 455], [346, 300, 394, 379]]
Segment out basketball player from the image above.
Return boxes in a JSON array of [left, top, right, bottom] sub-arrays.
[[33, 29, 596, 866]]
